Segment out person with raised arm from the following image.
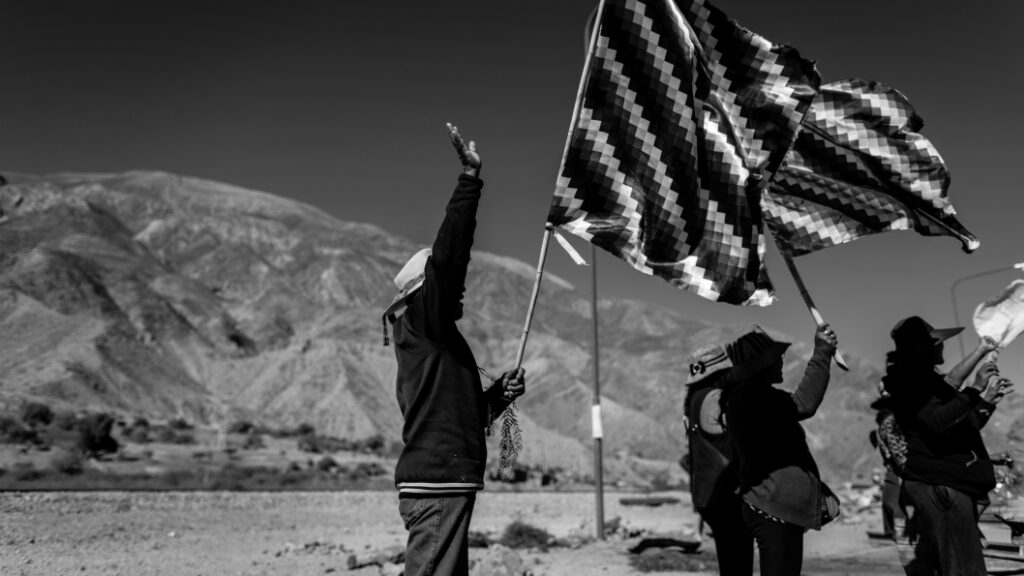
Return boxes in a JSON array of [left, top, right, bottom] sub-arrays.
[[381, 124, 526, 576]]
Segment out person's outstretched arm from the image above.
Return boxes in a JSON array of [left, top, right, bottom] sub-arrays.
[[915, 363, 1000, 432], [945, 337, 998, 389], [789, 324, 838, 420], [420, 124, 482, 341]]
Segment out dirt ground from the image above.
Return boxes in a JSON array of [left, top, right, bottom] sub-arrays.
[[0, 490, 1019, 576]]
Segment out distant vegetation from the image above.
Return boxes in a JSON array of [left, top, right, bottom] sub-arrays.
[[0, 401, 684, 491], [0, 402, 398, 491]]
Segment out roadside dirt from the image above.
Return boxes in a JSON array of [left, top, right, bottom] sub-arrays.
[[0, 490, 1017, 576]]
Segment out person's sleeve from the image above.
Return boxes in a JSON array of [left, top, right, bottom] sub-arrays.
[[788, 345, 833, 420], [972, 398, 997, 428], [419, 174, 482, 342], [483, 377, 513, 429], [914, 387, 986, 433]]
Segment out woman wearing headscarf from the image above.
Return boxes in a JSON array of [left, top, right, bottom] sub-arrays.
[[882, 316, 1010, 576]]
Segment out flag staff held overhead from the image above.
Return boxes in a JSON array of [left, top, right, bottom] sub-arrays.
[[513, 223, 554, 369], [778, 246, 850, 371], [512, 0, 609, 541]]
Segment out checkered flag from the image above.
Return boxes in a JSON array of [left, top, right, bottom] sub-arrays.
[[765, 78, 979, 256], [549, 0, 820, 306]]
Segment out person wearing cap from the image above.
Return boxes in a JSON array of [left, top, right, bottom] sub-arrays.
[[381, 124, 526, 576], [882, 316, 1010, 576], [718, 323, 838, 576], [682, 343, 750, 576]]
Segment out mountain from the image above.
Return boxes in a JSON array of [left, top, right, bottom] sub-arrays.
[[2, 170, 1015, 485]]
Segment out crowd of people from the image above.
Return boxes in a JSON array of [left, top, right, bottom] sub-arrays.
[[379, 127, 1016, 576], [685, 317, 1013, 576]]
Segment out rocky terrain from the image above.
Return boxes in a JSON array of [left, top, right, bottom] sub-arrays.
[[0, 170, 1019, 486]]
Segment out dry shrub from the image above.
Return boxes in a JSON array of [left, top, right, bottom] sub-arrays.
[[629, 550, 710, 573], [499, 520, 554, 550]]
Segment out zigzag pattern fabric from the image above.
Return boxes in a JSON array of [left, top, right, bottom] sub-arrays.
[[548, 0, 820, 306], [765, 79, 980, 256]]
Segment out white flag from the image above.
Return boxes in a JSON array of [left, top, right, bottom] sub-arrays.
[[973, 279, 1024, 348]]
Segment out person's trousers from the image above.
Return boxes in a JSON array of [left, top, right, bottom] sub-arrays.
[[901, 479, 986, 576], [740, 504, 805, 576], [698, 493, 754, 576], [399, 493, 476, 576], [882, 468, 905, 538]]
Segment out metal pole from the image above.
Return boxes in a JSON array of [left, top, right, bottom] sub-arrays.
[[590, 244, 605, 540], [581, 1, 606, 541], [950, 263, 1024, 358]]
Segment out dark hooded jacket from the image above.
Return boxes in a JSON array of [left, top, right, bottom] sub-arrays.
[[389, 174, 511, 495]]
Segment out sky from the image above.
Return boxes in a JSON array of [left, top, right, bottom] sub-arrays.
[[2, 0, 1023, 384]]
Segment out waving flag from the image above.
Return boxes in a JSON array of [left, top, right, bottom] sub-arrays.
[[548, 0, 820, 306], [974, 279, 1024, 349], [766, 79, 980, 256]]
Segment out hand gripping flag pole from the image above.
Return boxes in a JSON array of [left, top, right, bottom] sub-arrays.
[[496, 223, 554, 480], [778, 246, 850, 371]]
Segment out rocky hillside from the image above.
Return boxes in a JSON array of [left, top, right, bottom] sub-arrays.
[[4, 170, 1006, 484]]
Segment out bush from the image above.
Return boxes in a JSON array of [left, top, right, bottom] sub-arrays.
[[360, 433, 385, 454], [342, 461, 387, 481], [0, 415, 37, 444], [316, 456, 338, 472], [629, 550, 710, 573], [21, 402, 54, 428], [297, 433, 321, 454], [168, 417, 192, 431], [76, 413, 119, 457], [242, 432, 265, 450], [228, 420, 254, 434], [499, 520, 555, 550], [294, 423, 316, 436], [153, 427, 195, 445]]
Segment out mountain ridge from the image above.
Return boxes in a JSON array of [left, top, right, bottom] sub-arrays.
[[3, 169, 1015, 485]]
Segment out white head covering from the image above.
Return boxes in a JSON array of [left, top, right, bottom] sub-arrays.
[[381, 248, 431, 344]]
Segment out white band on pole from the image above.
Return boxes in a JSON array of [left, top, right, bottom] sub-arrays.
[[591, 405, 603, 439]]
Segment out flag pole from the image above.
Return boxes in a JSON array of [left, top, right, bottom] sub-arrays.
[[514, 223, 554, 369], [778, 247, 850, 371]]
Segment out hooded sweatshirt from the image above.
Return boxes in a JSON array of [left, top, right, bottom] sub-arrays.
[[389, 174, 510, 496]]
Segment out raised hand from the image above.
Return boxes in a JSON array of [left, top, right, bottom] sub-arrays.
[[979, 336, 1000, 355], [446, 122, 481, 177], [814, 323, 838, 351], [983, 373, 1014, 405]]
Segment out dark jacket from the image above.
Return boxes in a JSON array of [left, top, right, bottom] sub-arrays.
[[391, 174, 510, 495], [724, 345, 833, 529], [883, 363, 995, 499]]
